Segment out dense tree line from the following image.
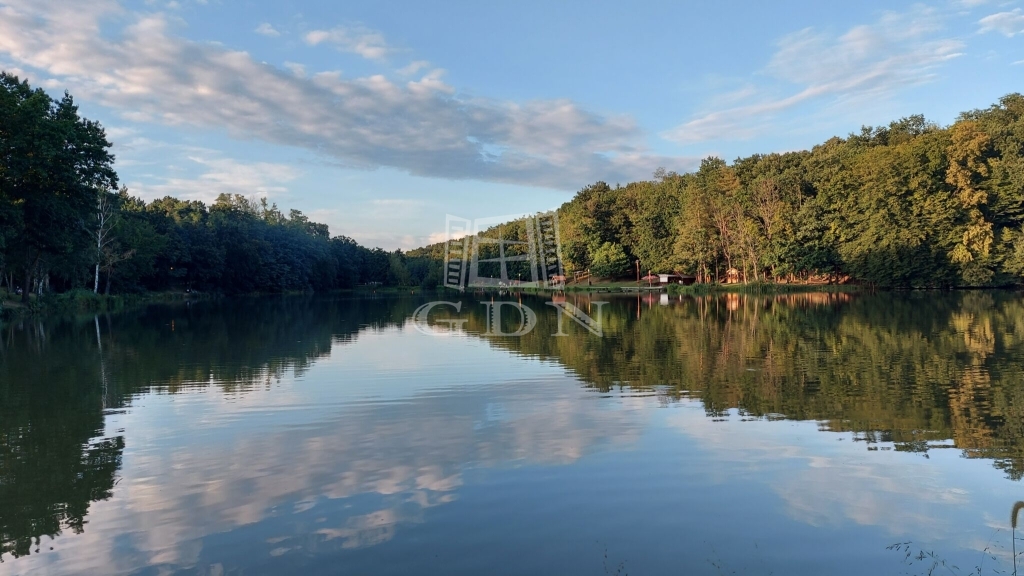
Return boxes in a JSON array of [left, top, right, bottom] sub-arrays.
[[0, 73, 442, 299], [76, 191, 441, 294], [7, 70, 1024, 294], [555, 95, 1024, 288]]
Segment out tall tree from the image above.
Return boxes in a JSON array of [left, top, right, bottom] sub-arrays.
[[93, 188, 118, 293], [0, 73, 117, 302], [946, 121, 996, 285]]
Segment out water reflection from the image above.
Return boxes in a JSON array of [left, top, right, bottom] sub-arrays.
[[1, 291, 1023, 574], [0, 296, 411, 563], [480, 291, 1024, 478], [0, 316, 123, 559]]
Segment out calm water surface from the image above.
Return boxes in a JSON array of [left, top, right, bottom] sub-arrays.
[[2, 291, 1024, 575]]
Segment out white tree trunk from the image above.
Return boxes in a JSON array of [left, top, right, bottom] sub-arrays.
[[94, 202, 103, 293], [95, 189, 113, 294]]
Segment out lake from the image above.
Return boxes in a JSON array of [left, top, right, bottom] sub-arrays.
[[2, 290, 1024, 575]]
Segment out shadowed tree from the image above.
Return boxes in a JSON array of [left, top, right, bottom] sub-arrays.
[[0, 73, 117, 302]]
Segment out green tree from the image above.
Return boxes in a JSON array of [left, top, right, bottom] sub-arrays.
[[590, 242, 630, 278], [946, 121, 996, 285], [0, 73, 117, 302]]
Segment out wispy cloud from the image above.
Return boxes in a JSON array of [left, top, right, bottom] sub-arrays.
[[665, 7, 964, 144], [304, 25, 393, 60], [282, 61, 305, 77], [397, 60, 430, 76], [129, 154, 301, 203], [0, 0, 684, 191], [978, 8, 1024, 36], [668, 403, 974, 542], [254, 22, 280, 37]]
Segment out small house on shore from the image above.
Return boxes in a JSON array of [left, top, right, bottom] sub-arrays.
[[657, 274, 697, 286]]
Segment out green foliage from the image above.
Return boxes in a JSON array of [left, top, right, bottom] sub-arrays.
[[589, 242, 630, 278], [549, 95, 1024, 288], [0, 72, 117, 301]]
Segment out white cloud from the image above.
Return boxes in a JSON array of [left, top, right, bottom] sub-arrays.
[[0, 0, 684, 191], [282, 61, 305, 77], [397, 60, 430, 75], [349, 231, 421, 250], [322, 199, 432, 247], [304, 25, 393, 60], [665, 7, 964, 144], [668, 404, 978, 543], [426, 229, 469, 245], [979, 9, 1024, 36], [102, 125, 139, 141], [254, 22, 280, 37], [129, 155, 301, 203]]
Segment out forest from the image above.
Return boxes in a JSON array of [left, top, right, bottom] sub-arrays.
[[550, 93, 1024, 288], [0, 73, 442, 300], [411, 94, 1024, 289], [4, 69, 1024, 298]]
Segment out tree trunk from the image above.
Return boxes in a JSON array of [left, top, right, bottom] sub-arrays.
[[21, 267, 31, 304], [95, 210, 102, 293], [21, 253, 41, 304], [104, 270, 112, 295]]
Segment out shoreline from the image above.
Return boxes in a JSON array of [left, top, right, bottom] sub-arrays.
[[439, 282, 999, 295], [0, 286, 437, 320], [6, 283, 1020, 320]]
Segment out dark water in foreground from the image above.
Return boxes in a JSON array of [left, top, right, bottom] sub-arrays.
[[3, 291, 1024, 575]]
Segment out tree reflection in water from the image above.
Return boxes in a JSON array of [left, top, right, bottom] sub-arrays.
[[3, 291, 1024, 567]]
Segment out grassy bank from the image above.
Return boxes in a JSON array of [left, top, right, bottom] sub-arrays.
[[0, 286, 444, 319], [351, 285, 438, 295], [0, 289, 212, 320], [666, 282, 862, 296], [438, 281, 863, 296]]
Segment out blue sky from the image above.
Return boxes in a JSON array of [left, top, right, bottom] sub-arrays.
[[1, 0, 1022, 248]]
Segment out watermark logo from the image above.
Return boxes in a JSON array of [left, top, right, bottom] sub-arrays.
[[411, 301, 467, 334], [546, 301, 607, 337], [444, 211, 565, 290], [411, 299, 608, 337], [414, 211, 606, 338]]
